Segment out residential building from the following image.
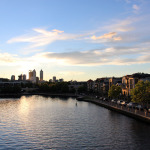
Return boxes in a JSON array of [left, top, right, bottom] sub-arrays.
[[122, 73, 150, 96], [109, 77, 122, 89], [87, 79, 94, 92]]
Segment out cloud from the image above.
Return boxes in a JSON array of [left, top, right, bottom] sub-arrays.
[[91, 32, 122, 42], [133, 4, 140, 13], [7, 28, 81, 53], [0, 53, 19, 65], [30, 44, 150, 66], [133, 4, 140, 11]]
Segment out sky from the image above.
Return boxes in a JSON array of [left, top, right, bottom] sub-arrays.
[[0, 0, 150, 81]]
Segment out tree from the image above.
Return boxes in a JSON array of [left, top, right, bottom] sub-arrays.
[[108, 85, 122, 99], [130, 80, 150, 104]]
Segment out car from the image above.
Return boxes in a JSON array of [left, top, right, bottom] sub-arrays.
[[120, 101, 128, 106], [127, 102, 138, 108], [99, 97, 103, 100], [135, 105, 144, 110], [103, 98, 108, 101], [95, 96, 99, 99], [111, 99, 116, 103], [117, 100, 123, 105]]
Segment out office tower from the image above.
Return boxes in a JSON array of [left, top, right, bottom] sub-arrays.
[[40, 69, 43, 81], [29, 70, 33, 80], [23, 74, 26, 81], [33, 69, 36, 83], [18, 74, 23, 81], [11, 75, 15, 81]]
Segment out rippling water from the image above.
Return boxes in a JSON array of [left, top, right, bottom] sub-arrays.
[[0, 95, 150, 150]]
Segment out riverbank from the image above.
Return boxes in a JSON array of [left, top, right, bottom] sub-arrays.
[[79, 96, 150, 124], [0, 93, 77, 98]]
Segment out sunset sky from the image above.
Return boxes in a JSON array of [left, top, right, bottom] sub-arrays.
[[0, 0, 150, 81]]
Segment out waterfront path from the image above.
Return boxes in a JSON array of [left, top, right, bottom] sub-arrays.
[[79, 96, 150, 124]]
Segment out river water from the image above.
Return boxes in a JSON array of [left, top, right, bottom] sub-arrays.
[[0, 95, 150, 150]]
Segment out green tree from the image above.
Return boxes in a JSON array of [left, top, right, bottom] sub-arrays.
[[131, 80, 150, 104], [108, 85, 122, 99]]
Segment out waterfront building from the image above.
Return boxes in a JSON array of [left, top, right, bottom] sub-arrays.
[[109, 77, 122, 89], [94, 78, 110, 95], [11, 75, 15, 81], [87, 79, 94, 92], [68, 81, 87, 93], [122, 73, 150, 96], [40, 69, 43, 81]]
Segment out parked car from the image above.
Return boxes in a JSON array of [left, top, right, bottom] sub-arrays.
[[135, 105, 144, 110], [111, 99, 117, 103], [120, 101, 128, 106], [103, 98, 108, 101], [127, 102, 138, 108], [117, 100, 123, 105], [95, 96, 99, 99], [99, 97, 103, 100]]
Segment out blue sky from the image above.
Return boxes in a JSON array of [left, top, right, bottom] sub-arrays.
[[0, 0, 150, 81]]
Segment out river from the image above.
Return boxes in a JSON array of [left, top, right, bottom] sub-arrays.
[[0, 95, 150, 150]]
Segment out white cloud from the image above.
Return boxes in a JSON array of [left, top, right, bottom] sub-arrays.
[[7, 28, 82, 54], [133, 4, 140, 10], [133, 4, 140, 13], [91, 32, 122, 42]]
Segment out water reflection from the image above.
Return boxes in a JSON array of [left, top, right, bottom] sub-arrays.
[[0, 95, 150, 149]]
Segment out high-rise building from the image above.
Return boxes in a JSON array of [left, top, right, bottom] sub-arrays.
[[18, 74, 23, 81], [29, 70, 33, 80], [53, 76, 56, 82], [29, 69, 36, 83], [40, 69, 43, 81], [33, 69, 36, 83], [23, 74, 26, 81], [11, 75, 15, 81]]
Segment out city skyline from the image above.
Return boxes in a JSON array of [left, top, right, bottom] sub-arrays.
[[0, 0, 150, 81]]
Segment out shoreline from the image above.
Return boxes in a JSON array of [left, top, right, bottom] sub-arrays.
[[78, 97, 150, 124], [0, 93, 78, 98]]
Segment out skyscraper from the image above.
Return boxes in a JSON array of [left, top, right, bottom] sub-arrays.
[[40, 69, 43, 81], [29, 69, 36, 83], [33, 69, 36, 83], [29, 70, 33, 80], [23, 74, 26, 81]]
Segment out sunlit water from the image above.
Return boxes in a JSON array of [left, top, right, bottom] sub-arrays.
[[0, 95, 150, 150]]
